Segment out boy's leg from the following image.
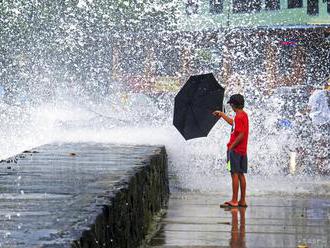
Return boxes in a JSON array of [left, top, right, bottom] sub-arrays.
[[231, 173, 239, 204], [221, 173, 239, 207], [238, 173, 246, 206]]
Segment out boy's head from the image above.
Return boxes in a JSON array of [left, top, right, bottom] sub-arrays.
[[227, 94, 244, 110]]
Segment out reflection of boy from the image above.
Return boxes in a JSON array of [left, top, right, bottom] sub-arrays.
[[229, 207, 246, 248], [213, 94, 249, 208]]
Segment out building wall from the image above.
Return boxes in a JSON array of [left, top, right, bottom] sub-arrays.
[[176, 0, 330, 91], [110, 1, 330, 93], [221, 27, 330, 93], [111, 28, 329, 94]]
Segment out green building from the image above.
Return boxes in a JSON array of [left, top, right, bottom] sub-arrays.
[[111, 1, 330, 93], [180, 0, 330, 31], [175, 0, 330, 90]]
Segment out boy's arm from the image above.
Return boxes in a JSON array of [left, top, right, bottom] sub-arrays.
[[213, 111, 233, 126], [228, 132, 244, 150]]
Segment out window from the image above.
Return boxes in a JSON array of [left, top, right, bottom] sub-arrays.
[[288, 0, 303, 9], [265, 0, 280, 10], [186, 0, 199, 15], [307, 0, 319, 15], [210, 0, 224, 14], [328, 0, 330, 14], [233, 0, 262, 13]]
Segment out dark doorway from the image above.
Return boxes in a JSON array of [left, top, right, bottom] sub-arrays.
[[288, 0, 303, 8], [210, 0, 224, 14], [307, 0, 319, 15], [265, 0, 280, 10]]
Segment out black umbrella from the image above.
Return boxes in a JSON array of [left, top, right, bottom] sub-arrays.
[[173, 73, 225, 140]]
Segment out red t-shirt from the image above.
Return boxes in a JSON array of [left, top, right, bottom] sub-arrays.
[[227, 110, 249, 155]]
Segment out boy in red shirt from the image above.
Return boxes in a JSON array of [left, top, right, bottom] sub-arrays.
[[213, 94, 249, 208]]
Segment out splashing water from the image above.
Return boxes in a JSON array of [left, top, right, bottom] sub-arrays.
[[1, 87, 329, 197], [1, 0, 329, 198]]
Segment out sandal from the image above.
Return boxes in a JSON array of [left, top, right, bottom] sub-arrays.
[[220, 201, 238, 208]]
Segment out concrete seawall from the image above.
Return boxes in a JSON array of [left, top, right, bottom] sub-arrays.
[[72, 145, 169, 248], [0, 143, 169, 247]]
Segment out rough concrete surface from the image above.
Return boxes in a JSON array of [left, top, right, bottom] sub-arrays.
[[0, 142, 169, 247]]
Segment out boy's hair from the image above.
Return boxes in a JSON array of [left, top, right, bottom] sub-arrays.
[[232, 103, 244, 109], [227, 94, 244, 109]]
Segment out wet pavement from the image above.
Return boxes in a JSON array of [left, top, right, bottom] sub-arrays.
[[0, 142, 163, 247], [148, 192, 330, 248]]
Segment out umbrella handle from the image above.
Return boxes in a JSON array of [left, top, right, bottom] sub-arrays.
[[212, 111, 222, 118]]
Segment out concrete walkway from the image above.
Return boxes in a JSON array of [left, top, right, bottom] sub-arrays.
[[148, 192, 330, 248]]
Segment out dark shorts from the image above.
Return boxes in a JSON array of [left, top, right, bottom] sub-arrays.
[[227, 150, 248, 174]]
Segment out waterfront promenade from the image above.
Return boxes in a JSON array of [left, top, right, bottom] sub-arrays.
[[1, 143, 329, 248], [147, 192, 330, 248]]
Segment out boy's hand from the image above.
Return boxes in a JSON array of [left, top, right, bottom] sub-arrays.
[[213, 111, 234, 126], [213, 111, 223, 118]]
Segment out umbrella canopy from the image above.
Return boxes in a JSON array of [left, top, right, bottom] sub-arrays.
[[173, 73, 224, 140]]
